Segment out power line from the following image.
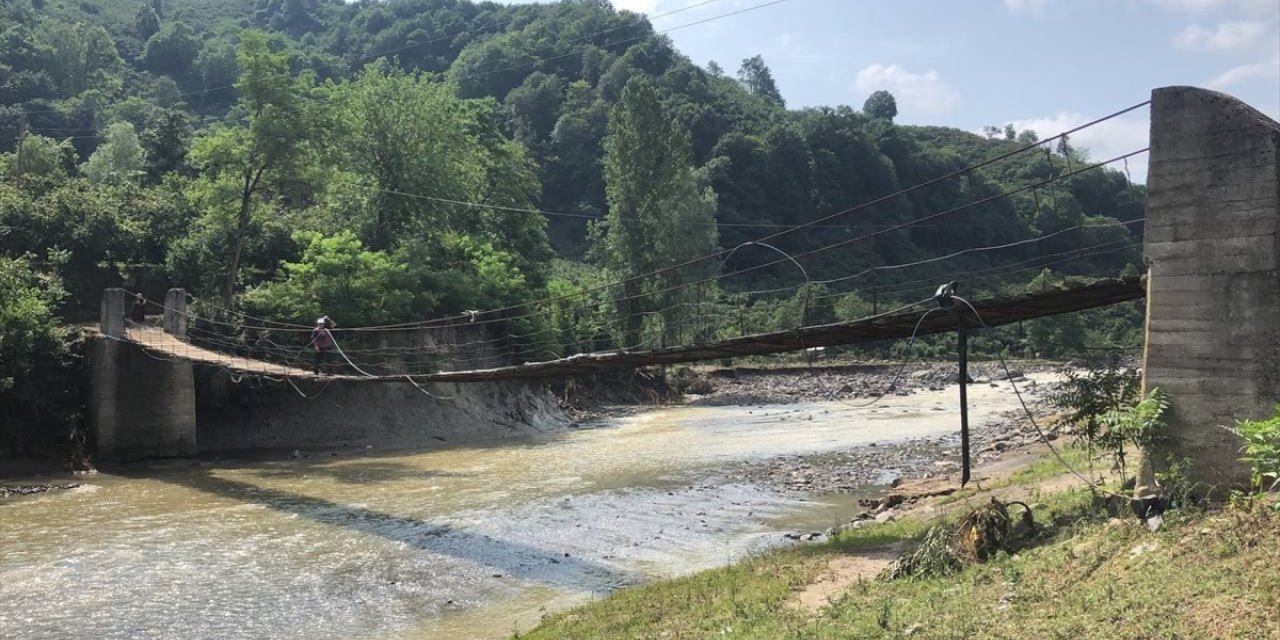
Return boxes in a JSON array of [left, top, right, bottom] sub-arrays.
[[403, 102, 1150, 329], [374, 146, 1147, 334]]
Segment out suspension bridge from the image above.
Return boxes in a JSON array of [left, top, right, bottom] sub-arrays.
[[89, 85, 1280, 488]]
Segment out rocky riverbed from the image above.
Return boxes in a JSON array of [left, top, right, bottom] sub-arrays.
[[0, 483, 81, 498], [705, 362, 1067, 496]]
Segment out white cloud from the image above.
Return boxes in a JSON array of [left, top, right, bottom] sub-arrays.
[[1175, 21, 1267, 51], [612, 0, 662, 13], [1153, 0, 1280, 15], [1004, 0, 1048, 11], [855, 64, 958, 118], [1005, 112, 1151, 182], [1206, 53, 1280, 88]]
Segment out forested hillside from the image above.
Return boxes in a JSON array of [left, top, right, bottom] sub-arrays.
[[1, 0, 1146, 435]]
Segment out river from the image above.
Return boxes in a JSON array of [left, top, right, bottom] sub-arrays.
[[0, 382, 1033, 639]]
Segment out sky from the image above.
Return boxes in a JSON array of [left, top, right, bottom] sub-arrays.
[[504, 0, 1280, 182]]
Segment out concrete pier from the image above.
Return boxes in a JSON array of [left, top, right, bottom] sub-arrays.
[[1141, 86, 1280, 488], [89, 288, 198, 461]]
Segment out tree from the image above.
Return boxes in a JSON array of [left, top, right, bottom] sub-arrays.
[[187, 31, 313, 306], [737, 55, 784, 107], [141, 109, 192, 179], [596, 77, 717, 347], [143, 22, 200, 78], [83, 122, 144, 185], [863, 90, 897, 121], [134, 4, 160, 42], [504, 72, 566, 150], [706, 60, 723, 77], [38, 21, 123, 98], [3, 133, 76, 182], [243, 231, 415, 326]]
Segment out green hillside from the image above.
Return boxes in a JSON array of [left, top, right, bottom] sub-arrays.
[[1, 0, 1146, 432]]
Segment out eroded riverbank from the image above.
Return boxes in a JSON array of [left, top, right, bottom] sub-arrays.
[[1, 366, 1062, 640]]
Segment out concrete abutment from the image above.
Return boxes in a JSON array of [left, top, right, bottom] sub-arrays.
[[1139, 86, 1280, 491], [90, 288, 198, 461]]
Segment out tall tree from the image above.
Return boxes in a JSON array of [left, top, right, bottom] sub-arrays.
[[83, 121, 144, 185], [863, 90, 897, 121], [142, 22, 200, 78], [187, 31, 312, 306], [597, 77, 717, 347], [736, 55, 784, 108], [134, 4, 160, 42]]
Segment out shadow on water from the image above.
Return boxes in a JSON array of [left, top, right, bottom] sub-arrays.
[[124, 467, 641, 593], [245, 460, 472, 484]]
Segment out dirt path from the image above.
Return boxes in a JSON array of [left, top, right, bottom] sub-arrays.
[[786, 543, 908, 614], [785, 441, 1103, 614]]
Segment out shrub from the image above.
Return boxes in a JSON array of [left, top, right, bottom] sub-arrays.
[[1231, 405, 1280, 495], [1052, 356, 1140, 479]]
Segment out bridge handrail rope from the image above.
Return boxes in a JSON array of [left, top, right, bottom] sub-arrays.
[[334, 103, 1151, 332], [252, 143, 1152, 360], [807, 216, 1145, 289], [157, 126, 1149, 343], [862, 239, 1140, 301], [382, 147, 1151, 336], [132, 239, 1139, 381], [137, 238, 1142, 379], [119, 130, 1151, 379]]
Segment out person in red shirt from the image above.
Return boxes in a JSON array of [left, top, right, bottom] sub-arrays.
[[310, 316, 335, 375]]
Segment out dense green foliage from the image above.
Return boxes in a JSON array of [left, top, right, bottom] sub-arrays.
[[1, 0, 1145, 374], [1052, 356, 1142, 479], [0, 254, 84, 456], [1231, 406, 1280, 496]]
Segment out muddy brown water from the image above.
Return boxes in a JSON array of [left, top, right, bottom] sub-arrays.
[[0, 381, 1042, 639]]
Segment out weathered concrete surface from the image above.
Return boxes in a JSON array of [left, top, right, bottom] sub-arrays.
[[194, 373, 572, 453], [1141, 86, 1280, 489], [90, 288, 198, 461], [90, 338, 198, 460]]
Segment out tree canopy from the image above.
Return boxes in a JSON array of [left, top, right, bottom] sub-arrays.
[[0, 0, 1144, 360]]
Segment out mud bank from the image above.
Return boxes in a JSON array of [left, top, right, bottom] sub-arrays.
[[195, 371, 573, 453]]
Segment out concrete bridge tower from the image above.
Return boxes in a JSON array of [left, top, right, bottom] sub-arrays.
[[89, 288, 198, 460], [1139, 86, 1280, 490]]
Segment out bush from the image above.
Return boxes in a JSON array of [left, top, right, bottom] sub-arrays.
[[0, 255, 85, 459], [1052, 356, 1140, 479], [1231, 405, 1280, 495]]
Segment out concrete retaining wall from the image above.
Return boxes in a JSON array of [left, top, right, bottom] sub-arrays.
[[91, 338, 198, 460], [193, 373, 572, 453], [1141, 86, 1280, 488]]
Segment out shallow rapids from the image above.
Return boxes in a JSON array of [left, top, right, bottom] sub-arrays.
[[1, 379, 1045, 639]]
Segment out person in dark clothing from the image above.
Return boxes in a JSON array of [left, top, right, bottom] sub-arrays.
[[311, 316, 335, 375], [127, 294, 147, 325]]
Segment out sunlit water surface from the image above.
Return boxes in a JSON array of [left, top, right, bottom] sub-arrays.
[[0, 381, 1037, 639]]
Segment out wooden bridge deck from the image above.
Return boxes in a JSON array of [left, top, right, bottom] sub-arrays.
[[119, 325, 366, 381], [116, 276, 1144, 384]]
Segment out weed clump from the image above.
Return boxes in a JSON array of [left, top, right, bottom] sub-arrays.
[[881, 498, 1035, 581]]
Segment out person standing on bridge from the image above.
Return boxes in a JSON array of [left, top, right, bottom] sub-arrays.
[[126, 293, 147, 325], [311, 316, 336, 375]]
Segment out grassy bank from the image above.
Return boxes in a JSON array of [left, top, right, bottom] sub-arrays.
[[519, 471, 1279, 639]]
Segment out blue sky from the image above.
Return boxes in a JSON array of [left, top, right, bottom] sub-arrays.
[[506, 0, 1280, 182]]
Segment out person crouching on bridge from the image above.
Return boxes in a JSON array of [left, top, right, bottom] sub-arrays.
[[311, 316, 336, 375]]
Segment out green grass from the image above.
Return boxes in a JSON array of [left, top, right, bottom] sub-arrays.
[[519, 487, 1280, 639]]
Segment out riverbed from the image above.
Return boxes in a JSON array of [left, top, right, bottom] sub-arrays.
[[0, 377, 1051, 639]]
